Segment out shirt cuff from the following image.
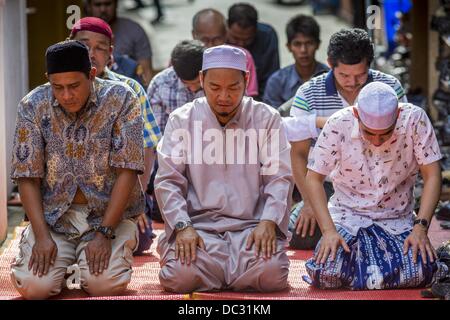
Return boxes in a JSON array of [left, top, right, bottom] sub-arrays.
[[261, 198, 289, 229], [164, 212, 192, 240], [282, 114, 318, 142], [110, 161, 145, 175], [308, 114, 320, 139], [307, 164, 331, 177]]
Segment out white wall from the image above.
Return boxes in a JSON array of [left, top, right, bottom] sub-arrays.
[[0, 0, 28, 241]]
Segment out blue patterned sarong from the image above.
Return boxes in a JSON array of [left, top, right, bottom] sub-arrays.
[[303, 224, 449, 290]]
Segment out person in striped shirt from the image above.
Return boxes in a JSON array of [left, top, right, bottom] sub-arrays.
[[284, 28, 407, 250]]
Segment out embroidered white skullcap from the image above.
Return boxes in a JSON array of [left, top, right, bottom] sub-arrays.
[[202, 45, 247, 72], [356, 81, 399, 130]]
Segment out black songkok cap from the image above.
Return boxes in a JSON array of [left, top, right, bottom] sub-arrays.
[[45, 40, 91, 75]]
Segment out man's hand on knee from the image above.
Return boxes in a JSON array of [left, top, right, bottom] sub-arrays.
[[85, 233, 112, 276], [314, 229, 350, 264], [175, 227, 205, 265], [28, 234, 58, 277], [246, 220, 277, 259], [403, 226, 437, 264]]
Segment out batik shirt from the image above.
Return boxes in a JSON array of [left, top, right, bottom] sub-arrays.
[[11, 78, 145, 240], [103, 67, 161, 148], [308, 104, 442, 235]]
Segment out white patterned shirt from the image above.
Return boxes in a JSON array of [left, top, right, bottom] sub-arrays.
[[308, 104, 442, 235]]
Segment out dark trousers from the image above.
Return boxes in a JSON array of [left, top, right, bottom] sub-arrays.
[[289, 181, 334, 250]]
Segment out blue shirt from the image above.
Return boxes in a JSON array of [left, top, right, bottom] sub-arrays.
[[247, 23, 280, 98], [263, 62, 329, 109]]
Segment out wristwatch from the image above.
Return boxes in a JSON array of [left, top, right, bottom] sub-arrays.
[[175, 221, 193, 233], [94, 225, 116, 239], [413, 218, 428, 229]]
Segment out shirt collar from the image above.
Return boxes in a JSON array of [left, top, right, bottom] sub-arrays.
[[350, 113, 361, 140], [176, 77, 188, 92], [226, 102, 244, 126], [286, 65, 301, 90], [102, 67, 119, 81], [326, 69, 374, 96], [287, 63, 329, 91], [176, 77, 205, 98]]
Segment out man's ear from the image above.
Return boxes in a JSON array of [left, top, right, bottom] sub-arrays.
[[244, 71, 250, 89], [89, 67, 97, 80], [45, 72, 49, 81], [286, 42, 292, 53], [352, 107, 359, 119], [199, 71, 204, 88], [327, 57, 333, 69], [316, 40, 321, 50]]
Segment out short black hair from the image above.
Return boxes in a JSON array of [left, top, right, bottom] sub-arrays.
[[286, 14, 320, 44], [228, 3, 258, 29], [327, 28, 374, 67], [171, 40, 205, 81]]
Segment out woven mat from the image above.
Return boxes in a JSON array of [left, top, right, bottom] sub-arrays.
[[0, 221, 447, 300]]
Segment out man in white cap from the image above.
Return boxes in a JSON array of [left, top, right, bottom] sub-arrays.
[[285, 29, 408, 251], [302, 81, 449, 290], [155, 45, 293, 293]]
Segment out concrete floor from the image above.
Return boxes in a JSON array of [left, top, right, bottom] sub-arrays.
[[118, 0, 350, 71]]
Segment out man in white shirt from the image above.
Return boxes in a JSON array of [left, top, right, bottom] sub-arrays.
[[303, 82, 448, 289], [285, 28, 407, 250]]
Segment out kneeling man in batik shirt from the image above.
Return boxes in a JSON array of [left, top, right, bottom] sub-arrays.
[[10, 40, 144, 299]]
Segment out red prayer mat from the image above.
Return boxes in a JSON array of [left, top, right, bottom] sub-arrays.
[[0, 220, 447, 300]]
